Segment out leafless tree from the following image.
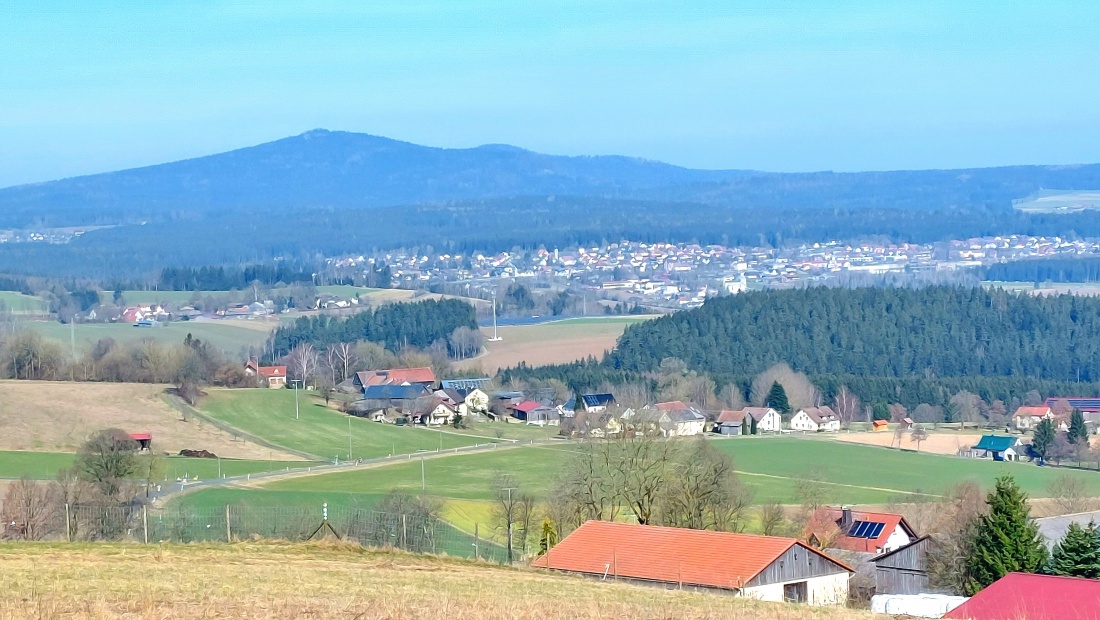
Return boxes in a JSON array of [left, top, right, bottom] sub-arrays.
[[833, 386, 861, 427], [1046, 474, 1091, 515], [491, 473, 536, 563], [1, 477, 56, 540], [661, 439, 752, 531], [333, 342, 356, 383], [910, 425, 929, 451], [750, 363, 819, 411], [448, 326, 483, 360], [718, 383, 746, 410], [949, 391, 983, 427], [757, 502, 788, 537], [926, 482, 987, 595], [287, 342, 319, 383], [912, 403, 943, 425]]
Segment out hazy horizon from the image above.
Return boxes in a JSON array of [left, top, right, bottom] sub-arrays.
[[3, 1, 1100, 187]]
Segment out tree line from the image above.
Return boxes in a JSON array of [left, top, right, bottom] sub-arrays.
[[984, 256, 1100, 283], [268, 298, 478, 359]]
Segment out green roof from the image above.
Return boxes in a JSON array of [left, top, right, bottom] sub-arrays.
[[974, 435, 1019, 452]]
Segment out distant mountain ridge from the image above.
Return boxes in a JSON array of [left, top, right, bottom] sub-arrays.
[[0, 129, 743, 227], [5, 128, 1100, 230]]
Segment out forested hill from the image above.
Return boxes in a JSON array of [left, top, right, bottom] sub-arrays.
[[0, 129, 740, 228], [608, 286, 1100, 383]]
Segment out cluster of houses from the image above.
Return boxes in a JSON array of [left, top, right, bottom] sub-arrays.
[[1012, 397, 1100, 433]]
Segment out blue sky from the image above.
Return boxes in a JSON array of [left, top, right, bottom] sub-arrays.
[[2, 1, 1099, 187]]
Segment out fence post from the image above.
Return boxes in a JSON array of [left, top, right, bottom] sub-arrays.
[[474, 523, 479, 560], [225, 505, 232, 543], [65, 503, 71, 543], [402, 514, 407, 549], [143, 505, 149, 544]]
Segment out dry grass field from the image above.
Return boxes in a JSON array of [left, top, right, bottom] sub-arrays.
[[0, 542, 875, 620], [832, 431, 982, 455], [462, 316, 655, 372], [0, 381, 300, 460]]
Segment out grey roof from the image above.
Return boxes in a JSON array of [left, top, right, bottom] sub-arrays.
[[441, 378, 491, 391], [361, 384, 429, 401], [581, 393, 616, 408], [668, 409, 705, 423], [1036, 511, 1100, 547]]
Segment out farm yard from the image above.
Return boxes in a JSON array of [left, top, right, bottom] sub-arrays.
[[0, 542, 871, 620], [461, 316, 655, 372]]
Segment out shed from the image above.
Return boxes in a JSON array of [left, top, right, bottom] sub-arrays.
[[533, 520, 852, 606], [871, 535, 931, 595], [129, 432, 152, 451]]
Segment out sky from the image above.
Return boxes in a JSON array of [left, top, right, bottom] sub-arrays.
[[2, 0, 1100, 187]]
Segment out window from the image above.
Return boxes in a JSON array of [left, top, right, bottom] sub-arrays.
[[783, 581, 808, 604]]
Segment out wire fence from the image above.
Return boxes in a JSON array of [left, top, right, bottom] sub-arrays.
[[1, 503, 511, 563]]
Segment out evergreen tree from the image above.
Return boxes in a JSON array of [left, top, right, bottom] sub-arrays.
[[1032, 419, 1055, 462], [749, 414, 758, 435], [1068, 409, 1088, 445], [765, 381, 790, 414], [537, 518, 559, 555], [872, 402, 891, 421], [1048, 521, 1100, 579], [965, 475, 1047, 594]]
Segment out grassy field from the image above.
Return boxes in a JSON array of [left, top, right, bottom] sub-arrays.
[[0, 290, 48, 314], [261, 436, 1100, 506], [0, 543, 869, 620], [0, 381, 300, 459], [197, 388, 494, 460], [22, 319, 271, 354], [0, 450, 309, 481], [463, 316, 655, 372]]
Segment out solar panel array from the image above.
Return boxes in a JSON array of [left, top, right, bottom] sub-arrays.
[[847, 520, 885, 539]]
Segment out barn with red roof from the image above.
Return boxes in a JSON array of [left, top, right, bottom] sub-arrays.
[[944, 572, 1100, 620], [532, 520, 852, 606]]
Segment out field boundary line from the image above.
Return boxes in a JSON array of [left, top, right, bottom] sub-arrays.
[[163, 393, 320, 461], [733, 469, 943, 498]]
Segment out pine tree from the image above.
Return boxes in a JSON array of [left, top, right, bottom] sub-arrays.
[[1032, 418, 1055, 462], [965, 475, 1047, 594], [765, 381, 790, 414], [1068, 409, 1088, 445], [537, 518, 559, 555], [1048, 521, 1100, 578]]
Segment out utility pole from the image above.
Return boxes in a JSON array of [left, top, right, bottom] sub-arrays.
[[291, 379, 302, 420], [488, 286, 502, 341]]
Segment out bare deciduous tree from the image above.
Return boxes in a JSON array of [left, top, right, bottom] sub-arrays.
[[0, 477, 56, 540], [757, 502, 788, 537], [833, 385, 861, 428], [287, 342, 319, 383], [750, 363, 819, 411]]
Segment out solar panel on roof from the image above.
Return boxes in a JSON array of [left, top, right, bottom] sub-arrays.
[[868, 522, 885, 539], [849, 521, 867, 537]]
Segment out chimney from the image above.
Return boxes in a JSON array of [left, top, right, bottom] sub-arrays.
[[840, 506, 853, 530]]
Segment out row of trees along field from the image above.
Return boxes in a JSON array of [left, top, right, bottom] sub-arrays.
[[983, 256, 1100, 284], [268, 298, 477, 359]]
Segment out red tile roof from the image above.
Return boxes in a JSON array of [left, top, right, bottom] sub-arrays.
[[257, 365, 286, 378], [717, 410, 746, 423], [944, 572, 1100, 620], [363, 367, 436, 386], [532, 520, 851, 590], [512, 400, 542, 413], [808, 508, 912, 553], [1013, 405, 1050, 418]]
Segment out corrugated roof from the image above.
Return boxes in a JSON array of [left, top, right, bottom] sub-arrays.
[[532, 520, 850, 590], [944, 572, 1100, 620], [973, 435, 1019, 452]]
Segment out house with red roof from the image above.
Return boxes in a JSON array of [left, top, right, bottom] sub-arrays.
[[944, 572, 1100, 620], [533, 520, 852, 605], [244, 360, 287, 388], [353, 367, 436, 391], [1013, 405, 1053, 431], [806, 507, 917, 554]]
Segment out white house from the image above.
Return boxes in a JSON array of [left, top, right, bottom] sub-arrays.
[[791, 407, 841, 432], [651, 401, 707, 437], [969, 435, 1024, 461], [742, 407, 783, 432]]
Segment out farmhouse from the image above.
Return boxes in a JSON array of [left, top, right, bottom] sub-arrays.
[[969, 435, 1024, 461], [354, 367, 436, 391], [533, 521, 852, 605], [742, 407, 783, 432], [790, 407, 841, 432], [510, 400, 561, 426], [943, 572, 1100, 620], [1012, 405, 1052, 431], [650, 401, 706, 436], [244, 360, 287, 388], [580, 393, 616, 413], [807, 507, 917, 554]]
